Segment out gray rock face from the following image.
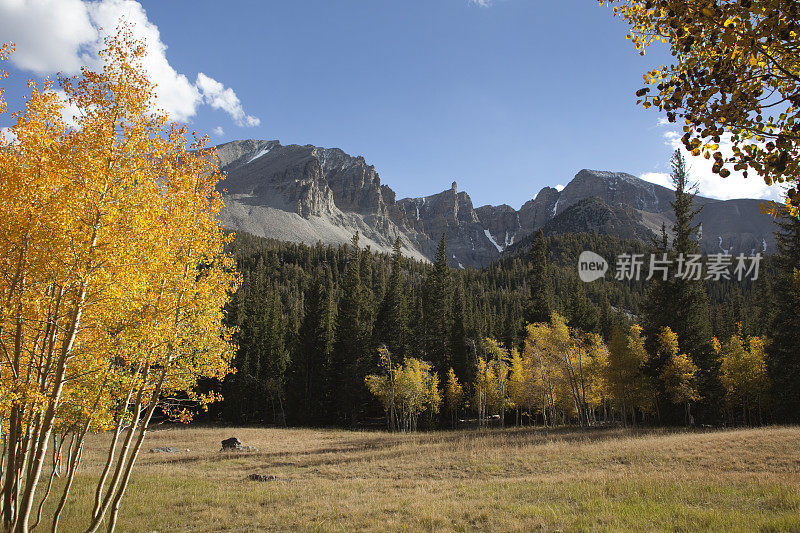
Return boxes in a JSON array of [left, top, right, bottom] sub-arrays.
[[394, 182, 503, 267], [215, 141, 430, 263], [475, 204, 522, 251], [519, 187, 560, 230], [214, 141, 778, 267], [559, 170, 672, 214], [545, 169, 775, 255], [542, 197, 657, 242]]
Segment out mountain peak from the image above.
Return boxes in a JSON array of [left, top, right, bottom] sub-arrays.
[[575, 169, 637, 180], [214, 140, 777, 267]]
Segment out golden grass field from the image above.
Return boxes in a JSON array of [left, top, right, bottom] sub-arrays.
[[41, 425, 800, 532]]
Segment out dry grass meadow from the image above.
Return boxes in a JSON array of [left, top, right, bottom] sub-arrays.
[[39, 425, 800, 532]]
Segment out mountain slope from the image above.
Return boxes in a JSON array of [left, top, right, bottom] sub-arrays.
[[541, 196, 657, 242], [214, 140, 777, 267]]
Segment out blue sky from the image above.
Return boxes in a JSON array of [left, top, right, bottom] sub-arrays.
[[0, 0, 781, 205]]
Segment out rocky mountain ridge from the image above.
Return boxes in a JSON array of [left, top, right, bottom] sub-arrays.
[[214, 140, 777, 268]]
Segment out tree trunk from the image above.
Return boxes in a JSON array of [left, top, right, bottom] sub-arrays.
[[621, 398, 628, 428]]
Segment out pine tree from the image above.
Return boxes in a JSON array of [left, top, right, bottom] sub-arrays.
[[359, 244, 376, 364], [255, 282, 290, 424], [233, 271, 290, 424], [566, 276, 599, 333], [333, 233, 368, 426], [767, 214, 800, 422], [450, 276, 471, 383], [642, 222, 675, 420], [643, 151, 716, 422], [423, 233, 452, 375], [525, 230, 554, 325], [643, 223, 673, 352], [292, 267, 336, 423], [670, 152, 716, 418], [409, 289, 426, 357], [376, 238, 410, 358]]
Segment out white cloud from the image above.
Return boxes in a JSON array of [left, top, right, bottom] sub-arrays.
[[196, 73, 260, 127], [640, 123, 783, 201], [54, 89, 84, 129], [469, 0, 493, 5], [213, 126, 224, 136], [86, 0, 202, 122], [0, 126, 16, 144], [639, 171, 673, 189], [555, 184, 565, 192], [0, 0, 259, 127], [0, 0, 96, 74]]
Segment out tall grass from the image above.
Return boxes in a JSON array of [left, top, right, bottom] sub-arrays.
[[35, 425, 800, 531]]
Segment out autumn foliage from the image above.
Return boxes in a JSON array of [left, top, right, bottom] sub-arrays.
[[0, 27, 237, 532], [601, 0, 800, 210], [714, 328, 770, 424], [365, 347, 441, 432]]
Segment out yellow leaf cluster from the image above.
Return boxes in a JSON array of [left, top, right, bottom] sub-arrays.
[[366, 352, 441, 432], [714, 328, 770, 409], [0, 26, 238, 529], [657, 327, 700, 405], [600, 0, 800, 198], [519, 314, 613, 426]]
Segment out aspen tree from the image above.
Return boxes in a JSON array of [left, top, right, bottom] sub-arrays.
[[584, 333, 612, 424], [0, 27, 237, 532], [366, 354, 440, 432], [657, 327, 700, 425], [473, 357, 491, 427], [607, 326, 653, 427], [443, 368, 464, 428], [714, 328, 770, 425], [506, 349, 527, 426], [483, 338, 511, 427]]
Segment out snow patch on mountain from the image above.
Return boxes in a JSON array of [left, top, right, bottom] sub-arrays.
[[484, 229, 503, 253], [247, 146, 272, 164]]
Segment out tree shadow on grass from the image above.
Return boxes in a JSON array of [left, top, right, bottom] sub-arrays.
[[147, 426, 677, 470]]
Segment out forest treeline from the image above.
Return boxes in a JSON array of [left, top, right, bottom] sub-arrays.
[[203, 154, 799, 429]]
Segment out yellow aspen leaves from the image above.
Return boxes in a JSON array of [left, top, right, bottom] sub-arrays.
[[1, 25, 238, 531], [366, 350, 441, 432], [714, 328, 770, 417], [657, 327, 700, 407], [601, 0, 800, 200]]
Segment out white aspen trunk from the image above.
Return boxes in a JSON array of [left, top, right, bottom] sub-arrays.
[[104, 388, 164, 533], [93, 375, 139, 521], [52, 424, 88, 532], [85, 381, 148, 533], [16, 285, 86, 533]]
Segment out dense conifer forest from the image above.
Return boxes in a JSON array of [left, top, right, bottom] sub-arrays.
[[202, 213, 791, 428]]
